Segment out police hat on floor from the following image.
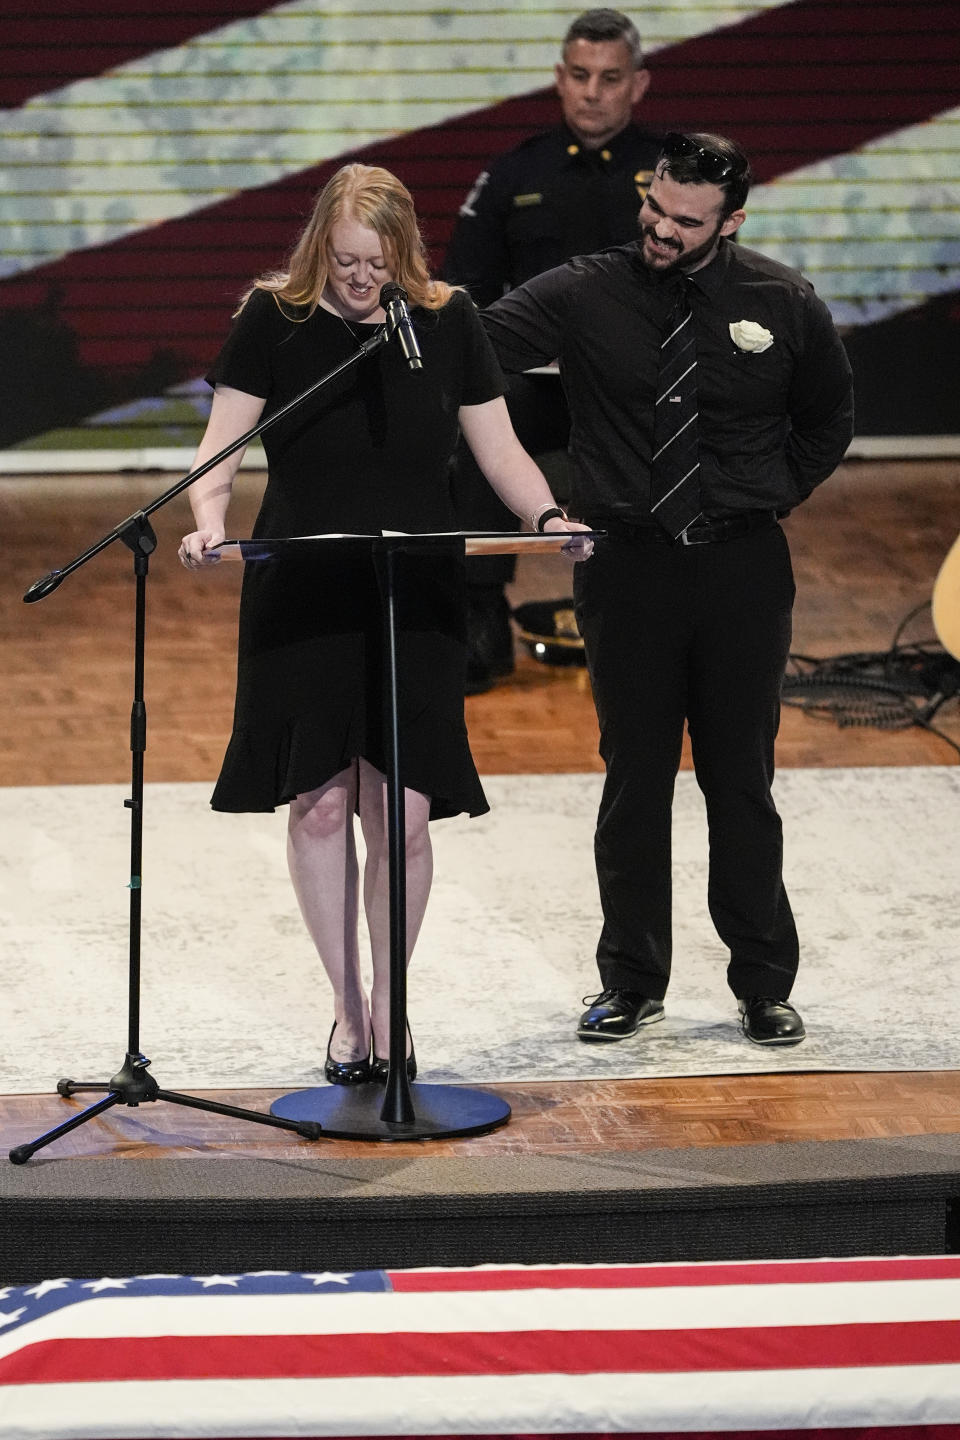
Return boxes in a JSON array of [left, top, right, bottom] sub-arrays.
[[512, 598, 586, 667]]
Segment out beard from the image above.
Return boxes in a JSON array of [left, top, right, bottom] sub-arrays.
[[640, 218, 725, 275]]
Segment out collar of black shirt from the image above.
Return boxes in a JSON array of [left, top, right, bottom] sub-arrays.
[[627, 234, 735, 301], [685, 238, 735, 299]]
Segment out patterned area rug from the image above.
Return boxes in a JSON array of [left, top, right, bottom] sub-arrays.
[[1, 768, 958, 1094]]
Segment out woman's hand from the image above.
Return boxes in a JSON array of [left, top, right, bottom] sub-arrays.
[[178, 385, 266, 572], [542, 513, 594, 561], [178, 527, 226, 569]]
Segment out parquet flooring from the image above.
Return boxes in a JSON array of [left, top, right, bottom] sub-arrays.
[[5, 1071, 960, 1162], [2, 458, 959, 1161]]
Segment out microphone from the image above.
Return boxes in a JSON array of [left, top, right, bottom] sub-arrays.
[[380, 283, 423, 371], [23, 569, 66, 602]]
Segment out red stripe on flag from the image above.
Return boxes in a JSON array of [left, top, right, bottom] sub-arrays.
[[5, 1321, 960, 1386], [4, 1, 271, 108], [643, 0, 960, 173], [392, 1258, 960, 1291], [121, 1433, 960, 1440]]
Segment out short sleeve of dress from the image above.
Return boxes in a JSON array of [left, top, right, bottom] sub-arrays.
[[452, 289, 505, 407], [205, 288, 279, 399]]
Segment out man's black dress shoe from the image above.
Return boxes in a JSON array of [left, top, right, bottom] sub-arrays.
[[371, 1025, 416, 1082], [577, 989, 665, 1042], [738, 996, 806, 1046], [324, 1021, 371, 1085]]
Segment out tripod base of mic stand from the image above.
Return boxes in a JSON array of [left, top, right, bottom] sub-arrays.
[[8, 1052, 323, 1164], [270, 1081, 510, 1141]]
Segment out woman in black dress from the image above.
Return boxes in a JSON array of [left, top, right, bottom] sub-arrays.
[[178, 164, 588, 1085]]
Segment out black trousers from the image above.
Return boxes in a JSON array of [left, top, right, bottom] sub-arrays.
[[573, 522, 800, 1002]]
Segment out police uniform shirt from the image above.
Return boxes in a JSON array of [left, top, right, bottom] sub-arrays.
[[443, 121, 662, 307]]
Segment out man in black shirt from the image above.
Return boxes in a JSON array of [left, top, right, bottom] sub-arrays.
[[443, 8, 661, 691], [482, 133, 854, 1048]]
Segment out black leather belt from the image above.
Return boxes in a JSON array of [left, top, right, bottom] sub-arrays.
[[592, 511, 778, 547]]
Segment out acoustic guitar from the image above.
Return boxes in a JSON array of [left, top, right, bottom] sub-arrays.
[[932, 532, 960, 661]]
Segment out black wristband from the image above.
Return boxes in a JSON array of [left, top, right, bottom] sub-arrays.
[[535, 507, 565, 533]]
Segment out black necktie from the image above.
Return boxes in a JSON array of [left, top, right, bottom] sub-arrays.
[[649, 280, 702, 538]]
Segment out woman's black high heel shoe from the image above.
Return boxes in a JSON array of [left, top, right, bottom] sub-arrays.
[[371, 1027, 416, 1083], [324, 1021, 371, 1086]]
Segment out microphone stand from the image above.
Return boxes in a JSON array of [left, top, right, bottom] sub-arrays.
[[9, 326, 390, 1164]]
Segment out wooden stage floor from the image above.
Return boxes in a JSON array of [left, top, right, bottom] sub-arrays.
[[3, 458, 960, 1170]]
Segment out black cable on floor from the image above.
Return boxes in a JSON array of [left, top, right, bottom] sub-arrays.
[[782, 600, 960, 760]]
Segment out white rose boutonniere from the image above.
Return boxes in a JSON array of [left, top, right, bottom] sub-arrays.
[[729, 319, 774, 353]]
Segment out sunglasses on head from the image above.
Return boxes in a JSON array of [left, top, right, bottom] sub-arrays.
[[660, 132, 743, 183]]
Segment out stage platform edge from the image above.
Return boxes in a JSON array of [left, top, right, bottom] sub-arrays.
[[3, 1128, 960, 1284]]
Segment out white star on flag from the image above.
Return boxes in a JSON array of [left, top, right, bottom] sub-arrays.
[[25, 1279, 72, 1299]]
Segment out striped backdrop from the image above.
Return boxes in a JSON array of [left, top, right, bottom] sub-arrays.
[[1, 0, 958, 451]]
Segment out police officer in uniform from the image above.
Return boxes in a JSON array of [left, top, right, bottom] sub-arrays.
[[444, 9, 661, 691]]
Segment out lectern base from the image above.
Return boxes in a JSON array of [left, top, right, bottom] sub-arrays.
[[270, 1082, 510, 1141]]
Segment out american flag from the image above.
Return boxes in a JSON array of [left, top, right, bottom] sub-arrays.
[[1, 0, 958, 448], [3, 1257, 960, 1438]]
